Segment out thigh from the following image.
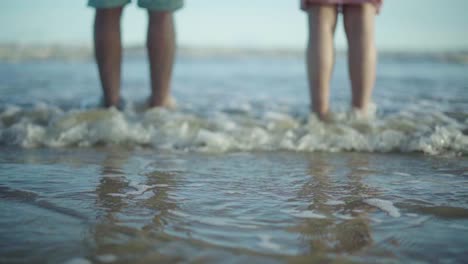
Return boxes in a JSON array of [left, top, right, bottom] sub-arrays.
[[343, 3, 376, 36], [306, 4, 338, 33]]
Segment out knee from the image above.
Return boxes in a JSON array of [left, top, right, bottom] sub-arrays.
[[308, 5, 337, 35]]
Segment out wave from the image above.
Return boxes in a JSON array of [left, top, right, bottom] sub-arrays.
[[1, 102, 467, 155]]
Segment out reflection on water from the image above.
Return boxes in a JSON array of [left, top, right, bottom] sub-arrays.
[[93, 150, 183, 262], [292, 154, 375, 257], [1, 148, 468, 263]]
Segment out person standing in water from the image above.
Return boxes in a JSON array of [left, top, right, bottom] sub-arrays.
[[302, 0, 382, 120], [88, 0, 183, 109]]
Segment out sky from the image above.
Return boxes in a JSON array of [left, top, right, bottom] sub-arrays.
[[0, 0, 467, 51]]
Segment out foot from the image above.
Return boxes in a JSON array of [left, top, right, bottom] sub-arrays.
[[101, 97, 125, 111], [348, 102, 376, 121], [148, 95, 176, 109]]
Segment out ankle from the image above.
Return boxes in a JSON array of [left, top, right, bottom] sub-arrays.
[[148, 95, 175, 109]]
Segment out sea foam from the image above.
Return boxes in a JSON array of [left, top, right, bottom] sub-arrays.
[[0, 103, 467, 155], [364, 198, 401, 218]]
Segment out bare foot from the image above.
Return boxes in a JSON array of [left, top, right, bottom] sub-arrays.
[[101, 97, 125, 111], [148, 96, 176, 109]]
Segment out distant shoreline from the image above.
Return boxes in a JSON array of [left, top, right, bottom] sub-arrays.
[[1, 44, 467, 64]]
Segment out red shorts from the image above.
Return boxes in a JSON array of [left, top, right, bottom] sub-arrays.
[[301, 0, 382, 13]]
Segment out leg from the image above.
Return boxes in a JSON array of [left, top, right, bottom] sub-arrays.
[[94, 7, 123, 108], [147, 11, 176, 108], [306, 5, 338, 120], [343, 3, 377, 112]]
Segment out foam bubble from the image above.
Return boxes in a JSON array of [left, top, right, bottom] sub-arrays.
[[406, 213, 419, 217], [96, 254, 118, 263], [282, 209, 327, 219], [324, 200, 346, 206], [407, 216, 431, 227], [394, 172, 412, 176], [258, 234, 282, 251], [63, 258, 92, 264], [106, 182, 160, 198], [449, 224, 468, 230], [364, 198, 401, 218]]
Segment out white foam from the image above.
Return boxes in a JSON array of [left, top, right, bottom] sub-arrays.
[[107, 193, 126, 197], [324, 200, 345, 206], [258, 234, 282, 251], [406, 213, 419, 217], [394, 172, 412, 176], [1, 104, 467, 155], [282, 209, 327, 219], [364, 198, 401, 218], [63, 258, 92, 264], [106, 183, 158, 198], [449, 224, 468, 230], [169, 210, 190, 218], [96, 254, 117, 263], [407, 216, 431, 226]]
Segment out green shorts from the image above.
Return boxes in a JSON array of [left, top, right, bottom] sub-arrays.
[[88, 0, 184, 11]]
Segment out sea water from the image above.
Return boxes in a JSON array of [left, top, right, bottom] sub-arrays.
[[0, 48, 467, 263], [1, 50, 467, 154]]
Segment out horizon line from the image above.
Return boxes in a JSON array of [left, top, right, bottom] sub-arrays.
[[1, 42, 468, 54], [1, 43, 467, 64]]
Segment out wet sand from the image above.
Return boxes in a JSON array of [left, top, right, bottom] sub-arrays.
[[1, 147, 467, 263]]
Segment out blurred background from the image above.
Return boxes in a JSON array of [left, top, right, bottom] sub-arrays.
[[1, 0, 467, 52]]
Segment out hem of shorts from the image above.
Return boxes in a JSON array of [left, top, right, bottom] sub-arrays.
[[88, 0, 131, 9], [137, 2, 184, 11], [301, 2, 380, 13]]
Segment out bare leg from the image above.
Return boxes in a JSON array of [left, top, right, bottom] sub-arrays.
[[147, 11, 176, 108], [343, 3, 377, 112], [94, 7, 123, 108], [306, 5, 338, 120]]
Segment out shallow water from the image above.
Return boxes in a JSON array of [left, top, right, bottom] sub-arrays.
[[1, 148, 468, 263], [1, 53, 467, 155], [1, 50, 468, 263]]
